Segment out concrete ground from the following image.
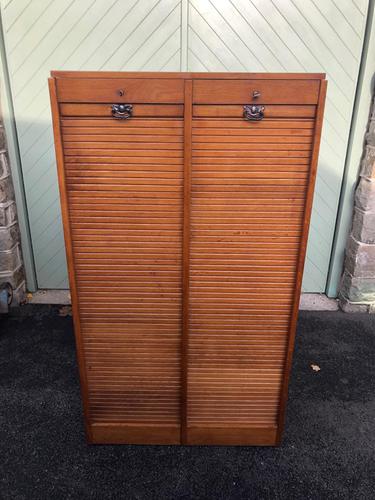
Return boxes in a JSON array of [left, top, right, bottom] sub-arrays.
[[0, 305, 374, 500], [27, 290, 340, 311]]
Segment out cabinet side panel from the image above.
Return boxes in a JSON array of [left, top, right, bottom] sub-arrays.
[[48, 78, 92, 441], [277, 80, 327, 443]]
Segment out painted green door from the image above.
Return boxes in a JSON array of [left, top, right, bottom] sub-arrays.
[[186, 0, 369, 292], [0, 0, 369, 291]]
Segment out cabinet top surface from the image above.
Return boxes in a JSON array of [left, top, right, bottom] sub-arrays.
[[50, 71, 326, 80]]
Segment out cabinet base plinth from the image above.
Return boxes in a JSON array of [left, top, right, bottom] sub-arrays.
[[88, 423, 279, 446], [89, 423, 181, 445], [185, 426, 279, 446]]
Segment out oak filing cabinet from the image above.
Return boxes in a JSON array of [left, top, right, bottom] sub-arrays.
[[49, 72, 327, 445]]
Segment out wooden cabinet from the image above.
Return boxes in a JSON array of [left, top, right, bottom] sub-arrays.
[[49, 72, 326, 445]]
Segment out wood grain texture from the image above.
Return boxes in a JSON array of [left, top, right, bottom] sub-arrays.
[[56, 78, 185, 103], [276, 79, 328, 445], [49, 71, 326, 446], [48, 78, 92, 442], [60, 104, 184, 117], [193, 105, 316, 118], [187, 426, 278, 446], [181, 80, 193, 444], [90, 423, 180, 444], [57, 80, 185, 443], [193, 79, 320, 104], [186, 76, 322, 444], [52, 71, 325, 79]]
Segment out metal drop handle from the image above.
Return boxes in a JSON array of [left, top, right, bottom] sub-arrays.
[[111, 104, 133, 119], [243, 104, 265, 121]]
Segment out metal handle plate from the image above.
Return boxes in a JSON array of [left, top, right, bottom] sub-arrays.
[[111, 104, 133, 120], [243, 104, 265, 121]]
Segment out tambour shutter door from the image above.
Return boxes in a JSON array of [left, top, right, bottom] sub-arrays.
[[50, 77, 184, 444], [187, 79, 325, 445]]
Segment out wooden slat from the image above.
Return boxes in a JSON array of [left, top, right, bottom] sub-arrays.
[[63, 134, 183, 143], [192, 150, 311, 157], [65, 149, 184, 157], [60, 103, 184, 117], [193, 119, 314, 129], [193, 135, 313, 143], [63, 142, 183, 150], [65, 156, 183, 165], [193, 104, 316, 118], [194, 157, 310, 165], [61, 118, 183, 128], [193, 128, 314, 136], [193, 142, 312, 150]]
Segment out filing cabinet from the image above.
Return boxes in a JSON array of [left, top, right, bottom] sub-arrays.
[[49, 72, 326, 445]]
